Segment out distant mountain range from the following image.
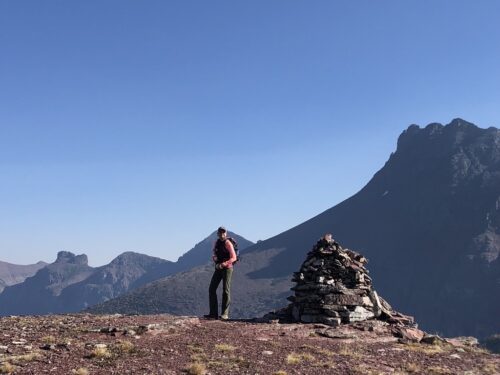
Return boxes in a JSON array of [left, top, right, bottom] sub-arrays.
[[0, 232, 253, 315], [0, 260, 47, 293], [89, 119, 499, 340]]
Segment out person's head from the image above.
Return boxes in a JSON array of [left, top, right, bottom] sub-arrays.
[[217, 226, 227, 240]]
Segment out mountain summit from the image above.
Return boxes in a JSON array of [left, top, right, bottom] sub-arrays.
[[91, 119, 499, 339]]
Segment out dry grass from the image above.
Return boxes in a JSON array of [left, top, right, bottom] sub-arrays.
[[41, 335, 56, 344], [188, 344, 207, 362], [190, 352, 208, 363], [286, 352, 315, 365], [427, 366, 453, 374], [482, 363, 500, 374], [272, 371, 287, 375], [0, 363, 16, 374], [353, 365, 385, 375], [311, 360, 335, 369], [214, 343, 236, 353], [71, 368, 89, 375], [186, 362, 206, 375], [3, 352, 43, 364], [338, 345, 364, 359], [187, 344, 205, 353], [113, 340, 135, 354], [405, 363, 421, 373], [299, 344, 335, 358], [403, 342, 447, 355], [233, 355, 251, 368], [90, 346, 112, 359]]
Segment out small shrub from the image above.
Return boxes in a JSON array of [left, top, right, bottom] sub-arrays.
[[186, 362, 206, 375], [482, 363, 500, 375], [113, 340, 134, 354], [187, 344, 205, 353], [0, 362, 16, 374], [214, 343, 236, 353], [234, 356, 251, 368], [406, 363, 420, 373], [272, 371, 287, 375], [90, 346, 112, 359], [286, 353, 302, 365], [286, 352, 315, 365], [41, 335, 56, 344], [4, 352, 43, 363], [71, 369, 89, 375]]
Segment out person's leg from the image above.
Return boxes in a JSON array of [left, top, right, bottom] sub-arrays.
[[220, 268, 233, 319], [208, 269, 223, 317]]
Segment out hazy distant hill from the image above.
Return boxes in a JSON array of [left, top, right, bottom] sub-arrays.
[[0, 251, 94, 315], [90, 119, 500, 339], [0, 260, 47, 293], [0, 232, 253, 315]]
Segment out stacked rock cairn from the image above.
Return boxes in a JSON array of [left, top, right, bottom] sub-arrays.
[[270, 234, 414, 327]]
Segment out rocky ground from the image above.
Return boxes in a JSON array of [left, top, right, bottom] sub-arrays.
[[0, 314, 498, 375]]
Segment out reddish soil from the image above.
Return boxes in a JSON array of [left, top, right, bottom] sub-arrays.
[[0, 314, 498, 374]]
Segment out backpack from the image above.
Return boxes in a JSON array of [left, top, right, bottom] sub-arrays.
[[215, 237, 240, 264], [227, 237, 240, 264]]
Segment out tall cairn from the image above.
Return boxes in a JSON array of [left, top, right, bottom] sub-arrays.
[[287, 234, 386, 326]]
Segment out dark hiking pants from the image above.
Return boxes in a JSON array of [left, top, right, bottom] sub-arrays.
[[209, 267, 233, 317]]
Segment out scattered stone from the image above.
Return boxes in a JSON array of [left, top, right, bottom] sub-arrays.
[[40, 344, 56, 350], [12, 339, 27, 345], [446, 336, 479, 347], [394, 327, 425, 343], [0, 345, 8, 352], [123, 328, 137, 336], [318, 329, 357, 339], [99, 327, 118, 334], [421, 335, 446, 345], [262, 350, 273, 355]]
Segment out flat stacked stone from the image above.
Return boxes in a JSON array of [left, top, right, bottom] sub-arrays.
[[284, 234, 381, 326], [261, 234, 415, 330]]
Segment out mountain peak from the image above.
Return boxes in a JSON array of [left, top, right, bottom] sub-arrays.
[[109, 251, 166, 267], [55, 251, 88, 265]]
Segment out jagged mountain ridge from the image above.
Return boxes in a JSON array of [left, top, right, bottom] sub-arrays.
[[0, 232, 254, 315], [90, 118, 500, 340]]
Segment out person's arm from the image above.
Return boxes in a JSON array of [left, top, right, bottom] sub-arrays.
[[212, 241, 218, 263], [221, 240, 237, 268]]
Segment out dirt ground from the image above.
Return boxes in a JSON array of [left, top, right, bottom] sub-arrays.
[[0, 314, 498, 374]]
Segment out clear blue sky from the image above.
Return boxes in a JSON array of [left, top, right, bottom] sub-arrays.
[[1, 1, 499, 266]]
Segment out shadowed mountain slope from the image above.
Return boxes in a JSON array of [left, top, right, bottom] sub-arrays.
[[0, 260, 47, 293], [0, 251, 94, 315], [90, 119, 500, 339]]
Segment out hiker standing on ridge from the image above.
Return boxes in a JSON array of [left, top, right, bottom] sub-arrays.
[[205, 226, 237, 320]]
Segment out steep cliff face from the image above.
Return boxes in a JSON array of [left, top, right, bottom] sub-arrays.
[[91, 119, 500, 339]]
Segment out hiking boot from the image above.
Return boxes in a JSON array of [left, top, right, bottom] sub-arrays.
[[203, 314, 218, 320], [220, 314, 229, 321]]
